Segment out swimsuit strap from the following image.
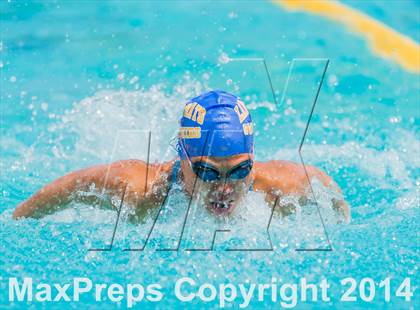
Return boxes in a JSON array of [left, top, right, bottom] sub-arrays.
[[249, 180, 254, 192], [171, 160, 181, 185]]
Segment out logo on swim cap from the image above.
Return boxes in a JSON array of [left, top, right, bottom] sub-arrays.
[[178, 90, 254, 158]]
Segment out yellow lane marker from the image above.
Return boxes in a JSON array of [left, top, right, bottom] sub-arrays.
[[274, 0, 420, 73]]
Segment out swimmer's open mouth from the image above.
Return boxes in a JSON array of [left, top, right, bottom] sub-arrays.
[[209, 200, 234, 214]]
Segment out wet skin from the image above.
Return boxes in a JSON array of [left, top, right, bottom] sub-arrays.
[[12, 155, 350, 221]]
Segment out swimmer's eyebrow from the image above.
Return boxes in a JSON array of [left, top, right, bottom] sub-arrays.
[[191, 158, 220, 168]]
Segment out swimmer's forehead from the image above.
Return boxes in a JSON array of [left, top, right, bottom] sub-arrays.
[[187, 153, 253, 167]]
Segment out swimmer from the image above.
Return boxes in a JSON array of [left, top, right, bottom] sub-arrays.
[[13, 90, 350, 221]]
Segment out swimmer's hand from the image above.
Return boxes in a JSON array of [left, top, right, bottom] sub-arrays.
[[331, 199, 350, 223], [12, 160, 155, 219], [254, 160, 350, 222]]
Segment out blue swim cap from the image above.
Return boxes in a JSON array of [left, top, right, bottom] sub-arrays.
[[178, 90, 254, 159]]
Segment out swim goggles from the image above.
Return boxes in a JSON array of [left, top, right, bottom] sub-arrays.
[[191, 159, 253, 182], [177, 137, 253, 182]]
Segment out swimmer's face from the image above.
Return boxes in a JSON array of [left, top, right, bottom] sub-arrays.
[[181, 153, 253, 216]]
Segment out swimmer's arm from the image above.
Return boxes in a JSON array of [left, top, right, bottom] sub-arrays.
[[12, 160, 147, 219]]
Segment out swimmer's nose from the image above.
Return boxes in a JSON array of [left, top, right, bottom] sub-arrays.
[[213, 182, 234, 200]]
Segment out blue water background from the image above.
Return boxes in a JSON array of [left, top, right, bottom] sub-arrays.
[[1, 1, 419, 309]]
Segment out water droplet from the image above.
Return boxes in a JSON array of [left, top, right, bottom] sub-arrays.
[[129, 76, 139, 84], [327, 74, 338, 87], [218, 52, 230, 64], [228, 12, 238, 19]]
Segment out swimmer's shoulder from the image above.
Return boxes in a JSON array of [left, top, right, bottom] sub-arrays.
[[100, 159, 174, 220], [112, 159, 174, 195], [252, 160, 331, 196]]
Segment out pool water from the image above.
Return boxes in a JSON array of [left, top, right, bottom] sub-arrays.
[[1, 1, 419, 309]]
